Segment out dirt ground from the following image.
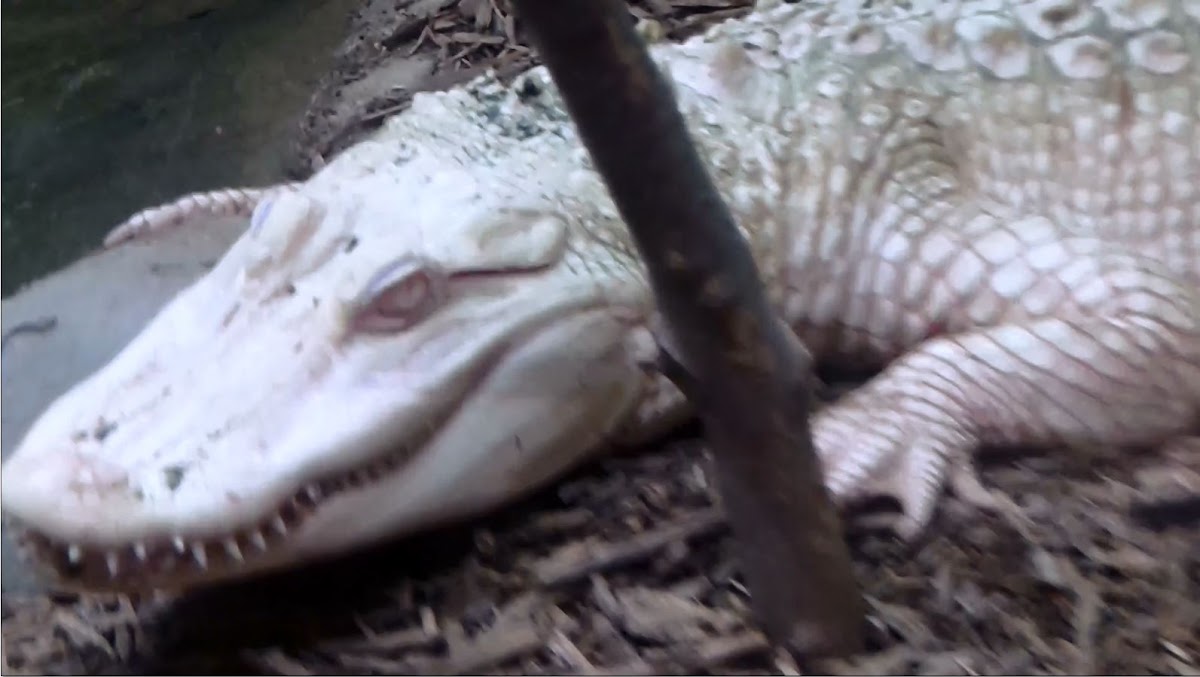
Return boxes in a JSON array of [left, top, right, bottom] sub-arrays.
[[3, 1, 1199, 674]]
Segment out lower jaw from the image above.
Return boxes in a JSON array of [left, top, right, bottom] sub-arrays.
[[6, 510, 310, 594], [4, 444, 452, 594]]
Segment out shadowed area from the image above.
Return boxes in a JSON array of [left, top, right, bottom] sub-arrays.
[[0, 0, 358, 295]]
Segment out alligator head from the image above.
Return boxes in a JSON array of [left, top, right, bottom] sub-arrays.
[[1, 142, 657, 592]]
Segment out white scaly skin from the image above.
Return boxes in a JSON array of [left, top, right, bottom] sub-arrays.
[[3, 0, 1198, 592]]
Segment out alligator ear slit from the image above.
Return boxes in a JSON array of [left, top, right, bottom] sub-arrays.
[[250, 197, 274, 234]]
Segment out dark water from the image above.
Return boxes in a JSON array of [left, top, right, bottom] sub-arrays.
[[1, 0, 358, 295]]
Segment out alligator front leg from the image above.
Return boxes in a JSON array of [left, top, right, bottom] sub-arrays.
[[101, 182, 302, 248], [813, 252, 1200, 538]]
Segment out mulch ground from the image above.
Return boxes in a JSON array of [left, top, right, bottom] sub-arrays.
[[4, 1, 1198, 674], [4, 423, 1198, 675], [282, 0, 758, 179]]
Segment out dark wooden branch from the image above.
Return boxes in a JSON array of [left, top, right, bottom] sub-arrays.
[[509, 0, 865, 658]]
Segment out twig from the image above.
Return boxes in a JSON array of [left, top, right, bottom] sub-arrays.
[[2, 316, 57, 351], [320, 624, 442, 652], [689, 630, 771, 669]]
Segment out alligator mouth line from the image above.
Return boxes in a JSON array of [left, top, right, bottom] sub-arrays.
[[9, 394, 462, 592]]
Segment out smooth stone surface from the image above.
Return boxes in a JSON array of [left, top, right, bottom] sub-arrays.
[[2, 218, 244, 592]]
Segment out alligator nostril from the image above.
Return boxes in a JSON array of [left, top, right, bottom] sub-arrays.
[[93, 418, 118, 442]]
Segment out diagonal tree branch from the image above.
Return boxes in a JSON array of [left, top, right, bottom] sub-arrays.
[[509, 0, 865, 658]]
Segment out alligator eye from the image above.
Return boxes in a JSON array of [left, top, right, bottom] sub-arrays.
[[352, 257, 449, 333]]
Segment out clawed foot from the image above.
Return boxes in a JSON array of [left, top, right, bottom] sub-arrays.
[[813, 400, 960, 539], [815, 404, 1037, 541], [831, 445, 1033, 542]]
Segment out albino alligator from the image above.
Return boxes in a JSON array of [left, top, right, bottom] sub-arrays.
[[4, 0, 1199, 593]]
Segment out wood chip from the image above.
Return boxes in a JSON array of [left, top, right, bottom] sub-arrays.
[[250, 648, 317, 676], [441, 621, 545, 674], [531, 508, 726, 586], [51, 609, 115, 658], [691, 630, 771, 668], [548, 629, 596, 674], [323, 625, 441, 652], [589, 578, 742, 644]]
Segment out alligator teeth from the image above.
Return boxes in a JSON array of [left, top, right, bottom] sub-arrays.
[[106, 551, 120, 576], [304, 484, 321, 502], [249, 530, 268, 551], [133, 542, 148, 562], [191, 544, 208, 569], [270, 515, 288, 536], [224, 539, 243, 562], [67, 544, 82, 565], [173, 536, 187, 554]]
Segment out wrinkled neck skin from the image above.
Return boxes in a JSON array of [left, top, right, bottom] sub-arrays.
[[0, 21, 808, 593]]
